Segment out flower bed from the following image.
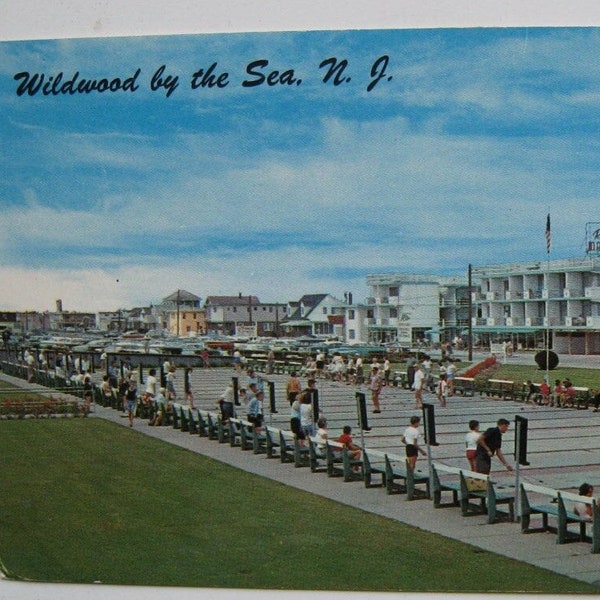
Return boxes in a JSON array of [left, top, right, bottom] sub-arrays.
[[0, 396, 87, 419]]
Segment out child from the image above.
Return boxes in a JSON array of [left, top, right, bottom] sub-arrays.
[[403, 416, 427, 471], [337, 425, 362, 462], [552, 379, 563, 408], [539, 380, 550, 405], [465, 420, 480, 471], [574, 483, 595, 521], [525, 380, 538, 407], [437, 374, 447, 407]]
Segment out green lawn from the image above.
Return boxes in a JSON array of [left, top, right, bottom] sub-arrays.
[[485, 362, 600, 390], [0, 419, 597, 593]]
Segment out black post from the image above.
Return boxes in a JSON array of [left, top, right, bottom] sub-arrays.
[[515, 415, 530, 466], [232, 376, 240, 406], [311, 389, 320, 425], [268, 380, 277, 413], [422, 403, 439, 446], [468, 263, 473, 362], [184, 368, 191, 396], [160, 358, 166, 388], [355, 391, 371, 432], [138, 363, 144, 385]]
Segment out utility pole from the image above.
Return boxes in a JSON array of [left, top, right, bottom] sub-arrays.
[[468, 263, 473, 362], [177, 289, 181, 337]]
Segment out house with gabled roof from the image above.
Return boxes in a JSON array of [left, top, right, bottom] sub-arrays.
[[282, 293, 345, 337], [204, 294, 284, 337]]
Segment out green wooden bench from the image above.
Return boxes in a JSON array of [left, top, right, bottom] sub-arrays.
[[325, 440, 363, 482], [186, 406, 199, 434], [520, 482, 600, 551], [453, 376, 475, 397], [238, 418, 267, 454], [362, 448, 387, 488], [228, 417, 245, 448], [204, 411, 220, 440], [483, 378, 515, 400], [571, 386, 591, 409], [307, 436, 328, 473], [431, 463, 514, 522], [178, 404, 191, 432], [431, 463, 460, 508], [196, 409, 209, 437], [273, 429, 308, 466], [393, 370, 408, 388], [215, 412, 230, 443], [278, 429, 297, 464], [459, 469, 514, 523], [171, 403, 183, 429], [264, 426, 281, 459], [384, 453, 430, 500]]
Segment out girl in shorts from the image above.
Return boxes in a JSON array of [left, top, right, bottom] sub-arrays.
[[465, 420, 480, 471]]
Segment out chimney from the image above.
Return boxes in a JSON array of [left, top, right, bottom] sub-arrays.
[[56, 299, 63, 312]]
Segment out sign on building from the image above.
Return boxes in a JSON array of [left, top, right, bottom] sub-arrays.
[[397, 324, 411, 344], [236, 324, 258, 337], [585, 222, 600, 256]]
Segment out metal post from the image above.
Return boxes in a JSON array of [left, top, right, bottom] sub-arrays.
[[514, 419, 522, 522], [268, 380, 277, 414], [355, 391, 370, 433], [468, 263, 473, 362], [311, 389, 320, 426], [232, 376, 240, 406]]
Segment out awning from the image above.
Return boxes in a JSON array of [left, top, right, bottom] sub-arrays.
[[472, 327, 544, 334]]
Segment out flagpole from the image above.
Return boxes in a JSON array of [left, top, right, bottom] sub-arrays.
[[545, 214, 551, 385]]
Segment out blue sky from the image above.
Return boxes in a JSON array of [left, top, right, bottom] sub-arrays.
[[2, 27, 600, 311]]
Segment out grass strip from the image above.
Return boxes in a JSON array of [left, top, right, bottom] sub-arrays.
[[0, 418, 597, 593]]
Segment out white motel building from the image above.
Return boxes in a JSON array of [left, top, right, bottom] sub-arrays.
[[344, 255, 600, 355]]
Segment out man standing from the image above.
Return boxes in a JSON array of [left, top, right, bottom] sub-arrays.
[[370, 366, 383, 413], [474, 418, 514, 474], [412, 363, 425, 409]]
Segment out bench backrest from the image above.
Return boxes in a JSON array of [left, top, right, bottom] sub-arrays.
[[431, 462, 463, 477], [521, 482, 559, 499], [363, 448, 386, 462]]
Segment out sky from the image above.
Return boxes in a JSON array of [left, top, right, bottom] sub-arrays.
[[2, 25, 600, 312]]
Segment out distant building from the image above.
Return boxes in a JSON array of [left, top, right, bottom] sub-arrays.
[[204, 294, 284, 337], [159, 290, 203, 335], [166, 309, 206, 336], [472, 256, 600, 354], [282, 294, 345, 338], [340, 274, 469, 346]]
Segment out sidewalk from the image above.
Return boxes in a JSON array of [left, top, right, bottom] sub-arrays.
[[2, 368, 600, 592]]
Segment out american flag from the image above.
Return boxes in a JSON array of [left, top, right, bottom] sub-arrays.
[[545, 214, 551, 254]]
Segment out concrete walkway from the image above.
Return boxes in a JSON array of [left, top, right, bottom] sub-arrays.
[[2, 364, 600, 592]]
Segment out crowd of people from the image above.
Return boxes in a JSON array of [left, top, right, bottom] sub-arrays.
[[13, 346, 600, 514]]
